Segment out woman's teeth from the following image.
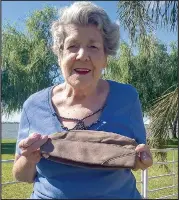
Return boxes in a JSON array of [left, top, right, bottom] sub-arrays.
[[74, 68, 91, 74], [74, 68, 90, 72]]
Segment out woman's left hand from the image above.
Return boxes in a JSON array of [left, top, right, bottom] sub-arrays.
[[133, 144, 153, 171]]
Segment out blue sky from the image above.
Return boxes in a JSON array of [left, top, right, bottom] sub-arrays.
[[2, 1, 177, 122], [2, 1, 177, 48]]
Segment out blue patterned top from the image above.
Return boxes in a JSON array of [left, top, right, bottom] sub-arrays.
[[16, 80, 146, 199]]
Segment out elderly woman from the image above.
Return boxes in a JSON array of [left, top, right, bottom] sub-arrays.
[[13, 2, 153, 199]]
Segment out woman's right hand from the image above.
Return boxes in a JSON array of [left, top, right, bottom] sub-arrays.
[[18, 133, 48, 164]]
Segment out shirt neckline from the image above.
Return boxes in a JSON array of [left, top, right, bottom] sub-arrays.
[[48, 80, 112, 127]]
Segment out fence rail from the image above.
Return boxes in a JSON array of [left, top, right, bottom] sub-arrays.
[[2, 148, 178, 199], [141, 148, 178, 199], [2, 159, 14, 163], [148, 173, 176, 180]]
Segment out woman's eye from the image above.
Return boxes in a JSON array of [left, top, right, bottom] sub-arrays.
[[68, 45, 77, 49], [68, 45, 76, 48], [90, 46, 98, 49]]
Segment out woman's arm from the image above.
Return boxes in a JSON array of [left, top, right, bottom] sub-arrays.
[[13, 103, 48, 183], [12, 133, 48, 183], [13, 153, 37, 183], [129, 90, 153, 170]]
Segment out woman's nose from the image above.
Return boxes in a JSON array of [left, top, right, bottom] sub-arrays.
[[76, 47, 89, 61]]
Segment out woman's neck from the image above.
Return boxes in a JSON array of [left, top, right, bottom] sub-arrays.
[[64, 80, 102, 103], [52, 79, 108, 109]]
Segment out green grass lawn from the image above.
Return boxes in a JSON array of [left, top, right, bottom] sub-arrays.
[[2, 139, 178, 199]]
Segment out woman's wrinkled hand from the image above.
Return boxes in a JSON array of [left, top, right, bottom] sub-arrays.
[[133, 144, 153, 171], [18, 133, 48, 164]]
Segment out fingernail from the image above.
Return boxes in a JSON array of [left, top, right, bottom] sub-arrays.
[[141, 152, 148, 160], [30, 133, 39, 138], [41, 135, 48, 139], [42, 153, 49, 158]]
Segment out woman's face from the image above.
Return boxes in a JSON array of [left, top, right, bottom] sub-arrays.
[[59, 24, 107, 89]]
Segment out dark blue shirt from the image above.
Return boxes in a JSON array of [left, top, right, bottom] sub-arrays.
[[16, 80, 146, 199]]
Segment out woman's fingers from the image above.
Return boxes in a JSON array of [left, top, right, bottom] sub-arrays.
[[26, 135, 48, 153], [133, 155, 151, 171], [135, 143, 147, 153], [19, 133, 41, 149], [20, 134, 48, 156], [140, 152, 153, 167], [135, 144, 153, 169], [135, 160, 147, 171], [136, 144, 152, 157], [24, 149, 42, 163]]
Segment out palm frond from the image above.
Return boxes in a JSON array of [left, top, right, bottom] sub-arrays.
[[117, 1, 178, 49], [147, 85, 178, 170], [148, 85, 178, 147]]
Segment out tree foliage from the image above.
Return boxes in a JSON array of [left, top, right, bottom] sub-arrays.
[[2, 6, 60, 115], [117, 1, 178, 50], [104, 37, 178, 113], [103, 42, 134, 84], [149, 85, 178, 147], [103, 38, 178, 161], [116, 1, 178, 164]]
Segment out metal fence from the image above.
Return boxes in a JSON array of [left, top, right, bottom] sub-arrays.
[[2, 148, 178, 199], [140, 148, 178, 199]]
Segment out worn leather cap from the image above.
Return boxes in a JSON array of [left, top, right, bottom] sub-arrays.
[[40, 130, 139, 169]]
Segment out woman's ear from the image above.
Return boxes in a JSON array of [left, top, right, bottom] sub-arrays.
[[58, 56, 62, 67], [103, 55, 108, 69]]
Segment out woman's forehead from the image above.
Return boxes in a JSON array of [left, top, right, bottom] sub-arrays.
[[64, 24, 103, 43]]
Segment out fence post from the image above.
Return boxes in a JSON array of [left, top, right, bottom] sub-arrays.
[[141, 170, 144, 197], [143, 169, 148, 199], [172, 149, 175, 196]]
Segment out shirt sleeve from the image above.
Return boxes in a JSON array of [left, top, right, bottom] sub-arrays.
[[15, 106, 30, 155], [129, 94, 147, 144]]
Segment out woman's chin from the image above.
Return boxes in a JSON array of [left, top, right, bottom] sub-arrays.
[[67, 76, 94, 89]]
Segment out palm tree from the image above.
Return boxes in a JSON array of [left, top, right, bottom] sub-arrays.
[[148, 85, 178, 167], [117, 1, 178, 148], [148, 85, 178, 148], [117, 1, 178, 49]]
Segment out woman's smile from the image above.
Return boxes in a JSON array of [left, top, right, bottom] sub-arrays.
[[74, 68, 91, 75]]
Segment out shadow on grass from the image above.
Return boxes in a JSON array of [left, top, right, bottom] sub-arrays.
[[1, 143, 16, 154], [163, 145, 178, 148]]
